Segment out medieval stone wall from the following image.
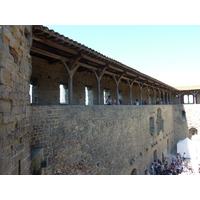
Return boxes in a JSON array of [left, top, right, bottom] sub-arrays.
[[173, 104, 200, 146], [0, 25, 33, 174], [31, 105, 175, 175], [1, 25, 199, 175]]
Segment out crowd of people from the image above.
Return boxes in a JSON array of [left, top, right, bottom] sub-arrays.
[[106, 96, 171, 106], [106, 95, 122, 105], [145, 152, 199, 175]]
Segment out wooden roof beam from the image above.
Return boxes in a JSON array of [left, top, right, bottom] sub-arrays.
[[31, 46, 70, 62]]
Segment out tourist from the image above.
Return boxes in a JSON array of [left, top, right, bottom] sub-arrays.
[[183, 152, 186, 161], [150, 163, 154, 175], [162, 152, 165, 163], [106, 95, 112, 105], [164, 158, 168, 167], [188, 162, 192, 173], [145, 169, 150, 175], [135, 99, 139, 105], [178, 152, 181, 160], [113, 99, 120, 105], [157, 159, 161, 165]]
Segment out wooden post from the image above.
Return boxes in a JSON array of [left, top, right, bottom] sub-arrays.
[[138, 81, 146, 105], [163, 91, 165, 104], [158, 89, 161, 103], [166, 92, 169, 104], [113, 72, 125, 105], [154, 88, 156, 105], [147, 86, 150, 105], [68, 74, 73, 105], [139, 84, 142, 105], [128, 78, 137, 105], [61, 57, 81, 105], [93, 66, 107, 105]]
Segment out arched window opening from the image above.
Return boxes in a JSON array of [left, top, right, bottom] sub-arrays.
[[154, 150, 157, 161], [104, 89, 110, 105], [189, 128, 198, 139], [156, 108, 164, 135], [29, 84, 33, 103], [30, 81, 39, 104], [131, 168, 137, 175], [182, 111, 186, 122], [85, 86, 93, 105], [149, 117, 154, 136], [157, 108, 161, 118], [60, 84, 68, 104]]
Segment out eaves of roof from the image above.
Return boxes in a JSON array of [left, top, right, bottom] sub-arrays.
[[175, 85, 200, 91], [33, 25, 178, 91]]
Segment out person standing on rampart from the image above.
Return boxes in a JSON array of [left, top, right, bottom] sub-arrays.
[[135, 99, 139, 105], [106, 95, 112, 105]]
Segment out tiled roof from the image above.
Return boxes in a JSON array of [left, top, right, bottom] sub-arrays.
[[33, 25, 178, 91]]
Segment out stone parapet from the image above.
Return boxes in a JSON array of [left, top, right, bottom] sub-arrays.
[[31, 105, 175, 175]]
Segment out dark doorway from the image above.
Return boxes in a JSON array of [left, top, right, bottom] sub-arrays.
[[154, 150, 157, 161], [131, 168, 137, 175]]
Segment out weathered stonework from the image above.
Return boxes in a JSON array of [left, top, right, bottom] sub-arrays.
[[31, 105, 175, 175], [0, 25, 33, 175], [1, 25, 200, 175]]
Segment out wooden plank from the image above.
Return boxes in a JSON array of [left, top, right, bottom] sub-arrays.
[[31, 47, 70, 62], [33, 35, 79, 55]]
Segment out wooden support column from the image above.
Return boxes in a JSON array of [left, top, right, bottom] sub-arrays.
[[113, 72, 125, 105], [138, 81, 146, 105], [147, 85, 150, 105], [153, 88, 157, 105], [176, 92, 184, 104], [128, 77, 137, 105], [169, 92, 172, 104], [93, 66, 107, 105], [158, 89, 161, 103], [190, 91, 199, 104], [61, 56, 81, 105], [166, 92, 169, 104], [163, 90, 165, 104]]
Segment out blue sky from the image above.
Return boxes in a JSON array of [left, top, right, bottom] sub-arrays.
[[45, 25, 200, 87]]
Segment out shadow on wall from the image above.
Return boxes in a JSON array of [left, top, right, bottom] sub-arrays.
[[172, 104, 192, 153]]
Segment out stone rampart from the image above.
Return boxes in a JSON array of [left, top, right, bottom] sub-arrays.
[[31, 105, 175, 175], [173, 104, 200, 146]]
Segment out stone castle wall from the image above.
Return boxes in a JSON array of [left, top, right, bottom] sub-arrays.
[[1, 25, 199, 175], [173, 104, 200, 146], [0, 25, 33, 174], [31, 105, 175, 175]]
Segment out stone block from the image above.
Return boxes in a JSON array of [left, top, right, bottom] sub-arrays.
[[0, 67, 13, 87], [0, 124, 6, 137], [26, 106, 32, 117], [0, 100, 11, 113], [0, 113, 2, 123], [10, 121, 16, 131], [6, 59, 19, 72], [12, 166, 18, 175], [3, 114, 15, 124]]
